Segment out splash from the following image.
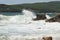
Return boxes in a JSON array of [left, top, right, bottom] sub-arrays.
[[46, 14, 51, 19], [22, 9, 36, 19]]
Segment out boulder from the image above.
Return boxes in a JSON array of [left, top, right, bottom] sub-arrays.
[[33, 13, 46, 21], [42, 36, 52, 40], [46, 17, 56, 22], [46, 14, 60, 22]]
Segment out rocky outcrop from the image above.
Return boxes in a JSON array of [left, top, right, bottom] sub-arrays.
[[33, 13, 46, 21], [46, 14, 60, 22], [42, 36, 52, 40]]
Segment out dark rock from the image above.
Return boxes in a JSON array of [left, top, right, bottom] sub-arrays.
[[42, 36, 52, 40], [46, 18, 56, 22], [46, 14, 60, 22], [33, 13, 46, 21]]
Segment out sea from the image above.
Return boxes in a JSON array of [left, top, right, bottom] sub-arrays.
[[0, 9, 60, 40]]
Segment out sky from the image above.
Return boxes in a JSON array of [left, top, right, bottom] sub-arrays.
[[0, 0, 60, 4]]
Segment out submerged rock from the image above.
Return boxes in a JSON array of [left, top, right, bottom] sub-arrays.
[[33, 13, 46, 21], [46, 14, 60, 22]]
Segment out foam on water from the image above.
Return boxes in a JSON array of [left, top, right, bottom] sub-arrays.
[[0, 9, 60, 40]]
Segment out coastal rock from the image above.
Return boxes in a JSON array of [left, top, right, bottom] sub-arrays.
[[42, 36, 52, 40], [46, 14, 60, 22], [33, 13, 46, 21], [46, 17, 56, 22]]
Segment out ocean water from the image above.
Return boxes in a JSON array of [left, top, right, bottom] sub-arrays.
[[0, 9, 60, 40], [0, 12, 23, 16]]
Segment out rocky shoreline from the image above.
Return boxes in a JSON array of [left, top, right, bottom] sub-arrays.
[[33, 13, 60, 22]]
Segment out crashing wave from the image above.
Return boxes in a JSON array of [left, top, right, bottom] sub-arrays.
[[22, 9, 36, 19], [0, 9, 36, 24], [46, 14, 51, 19]]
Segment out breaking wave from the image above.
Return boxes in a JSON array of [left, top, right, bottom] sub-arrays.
[[0, 9, 36, 24], [0, 9, 60, 40], [0, 9, 51, 24]]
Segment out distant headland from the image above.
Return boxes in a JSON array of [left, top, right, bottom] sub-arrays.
[[0, 1, 60, 13]]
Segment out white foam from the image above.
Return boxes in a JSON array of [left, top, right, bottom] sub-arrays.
[[46, 14, 51, 19], [0, 9, 60, 40], [22, 9, 36, 19]]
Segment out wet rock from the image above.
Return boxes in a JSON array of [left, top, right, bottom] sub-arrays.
[[33, 13, 46, 21], [42, 36, 52, 40], [46, 17, 56, 22], [46, 14, 60, 22]]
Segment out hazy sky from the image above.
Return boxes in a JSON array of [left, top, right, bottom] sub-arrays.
[[0, 0, 60, 4]]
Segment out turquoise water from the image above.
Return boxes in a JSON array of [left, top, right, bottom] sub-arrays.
[[0, 12, 56, 17], [0, 12, 23, 16], [47, 13, 56, 17]]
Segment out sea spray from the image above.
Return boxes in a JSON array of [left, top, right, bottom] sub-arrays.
[[22, 9, 36, 19], [46, 14, 51, 19], [22, 9, 37, 23]]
